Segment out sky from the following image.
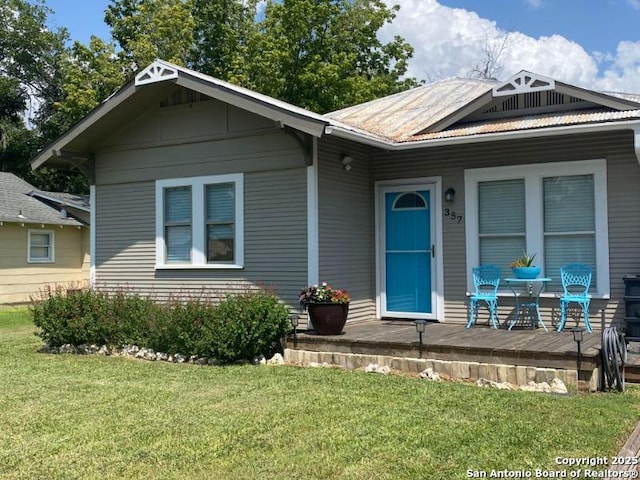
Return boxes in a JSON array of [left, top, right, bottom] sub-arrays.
[[41, 0, 640, 93]]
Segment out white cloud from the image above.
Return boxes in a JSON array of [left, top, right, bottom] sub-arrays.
[[626, 0, 640, 10], [381, 0, 640, 92], [524, 0, 543, 9]]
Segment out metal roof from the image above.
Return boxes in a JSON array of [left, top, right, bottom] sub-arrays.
[[326, 74, 640, 143], [409, 108, 640, 142], [327, 77, 496, 141], [0, 172, 86, 226]]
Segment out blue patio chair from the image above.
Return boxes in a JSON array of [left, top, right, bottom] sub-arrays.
[[467, 265, 501, 329], [557, 263, 593, 333]]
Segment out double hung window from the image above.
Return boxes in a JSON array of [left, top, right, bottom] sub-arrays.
[[156, 174, 243, 268], [465, 160, 609, 296], [28, 230, 55, 263]]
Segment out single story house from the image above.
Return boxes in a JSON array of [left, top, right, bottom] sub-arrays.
[[0, 172, 90, 304], [30, 60, 640, 328]]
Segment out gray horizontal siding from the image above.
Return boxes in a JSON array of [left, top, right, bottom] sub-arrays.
[[372, 129, 640, 327], [96, 131, 305, 185], [95, 168, 308, 309], [317, 136, 375, 324]]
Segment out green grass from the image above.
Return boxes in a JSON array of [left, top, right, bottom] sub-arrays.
[[0, 308, 638, 479]]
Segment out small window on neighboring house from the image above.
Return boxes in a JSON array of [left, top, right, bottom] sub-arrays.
[[155, 174, 244, 269], [28, 230, 54, 263]]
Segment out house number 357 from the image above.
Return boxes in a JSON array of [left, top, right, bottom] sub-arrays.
[[443, 208, 463, 223]]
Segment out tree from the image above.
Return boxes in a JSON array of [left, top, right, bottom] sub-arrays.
[[245, 0, 418, 113], [105, 0, 195, 70], [188, 0, 258, 84], [0, 0, 87, 192], [56, 37, 127, 128], [469, 31, 512, 80]]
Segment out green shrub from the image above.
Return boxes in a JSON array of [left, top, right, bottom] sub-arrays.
[[31, 287, 160, 347], [207, 290, 291, 362], [31, 286, 291, 362]]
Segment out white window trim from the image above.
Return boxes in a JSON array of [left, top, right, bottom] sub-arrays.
[[464, 159, 610, 298], [155, 174, 244, 269], [27, 229, 55, 263]]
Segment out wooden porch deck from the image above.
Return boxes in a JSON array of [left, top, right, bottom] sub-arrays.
[[288, 320, 604, 383]]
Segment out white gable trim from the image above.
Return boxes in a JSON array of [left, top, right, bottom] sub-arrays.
[[493, 71, 555, 97], [135, 61, 179, 86]]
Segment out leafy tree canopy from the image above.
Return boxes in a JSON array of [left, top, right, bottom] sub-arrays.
[[1, 0, 419, 192], [246, 0, 418, 113]]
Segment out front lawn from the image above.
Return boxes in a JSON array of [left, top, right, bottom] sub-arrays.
[[0, 308, 638, 479]]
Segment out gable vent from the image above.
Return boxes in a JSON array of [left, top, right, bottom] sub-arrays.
[[524, 92, 541, 108], [160, 89, 211, 108], [501, 96, 518, 111], [568, 96, 584, 104], [547, 91, 563, 106]]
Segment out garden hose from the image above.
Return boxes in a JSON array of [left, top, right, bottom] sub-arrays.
[[601, 326, 626, 392]]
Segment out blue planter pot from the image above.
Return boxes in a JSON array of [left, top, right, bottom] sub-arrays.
[[512, 266, 541, 279]]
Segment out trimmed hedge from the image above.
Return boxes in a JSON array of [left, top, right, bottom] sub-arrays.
[[31, 287, 291, 363]]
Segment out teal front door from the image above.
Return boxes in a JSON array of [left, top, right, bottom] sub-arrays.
[[383, 189, 433, 317]]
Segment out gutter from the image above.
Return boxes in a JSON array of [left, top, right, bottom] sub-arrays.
[[324, 120, 640, 164]]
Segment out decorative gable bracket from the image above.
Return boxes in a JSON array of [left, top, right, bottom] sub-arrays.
[[493, 71, 555, 97], [135, 61, 179, 86]]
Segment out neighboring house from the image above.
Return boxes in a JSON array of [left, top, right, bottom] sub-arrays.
[[29, 61, 640, 327], [0, 172, 90, 304]]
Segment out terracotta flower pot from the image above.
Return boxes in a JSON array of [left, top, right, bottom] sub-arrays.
[[307, 303, 349, 335]]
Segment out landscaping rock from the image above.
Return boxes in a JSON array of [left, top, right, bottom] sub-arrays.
[[476, 378, 512, 390], [309, 362, 330, 368], [550, 378, 568, 394], [122, 345, 139, 356], [40, 344, 58, 354], [173, 353, 186, 363], [196, 357, 209, 366], [420, 368, 441, 381], [155, 352, 168, 362], [97, 345, 110, 356], [267, 353, 284, 365], [365, 363, 391, 374], [59, 344, 77, 354], [253, 355, 266, 365], [520, 380, 551, 393]]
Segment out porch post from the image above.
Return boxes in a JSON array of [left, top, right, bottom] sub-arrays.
[[306, 138, 320, 329]]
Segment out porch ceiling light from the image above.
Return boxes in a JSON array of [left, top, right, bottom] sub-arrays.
[[341, 155, 353, 171]]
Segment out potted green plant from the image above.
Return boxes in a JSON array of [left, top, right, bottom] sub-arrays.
[[510, 251, 541, 279], [299, 282, 351, 335]]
